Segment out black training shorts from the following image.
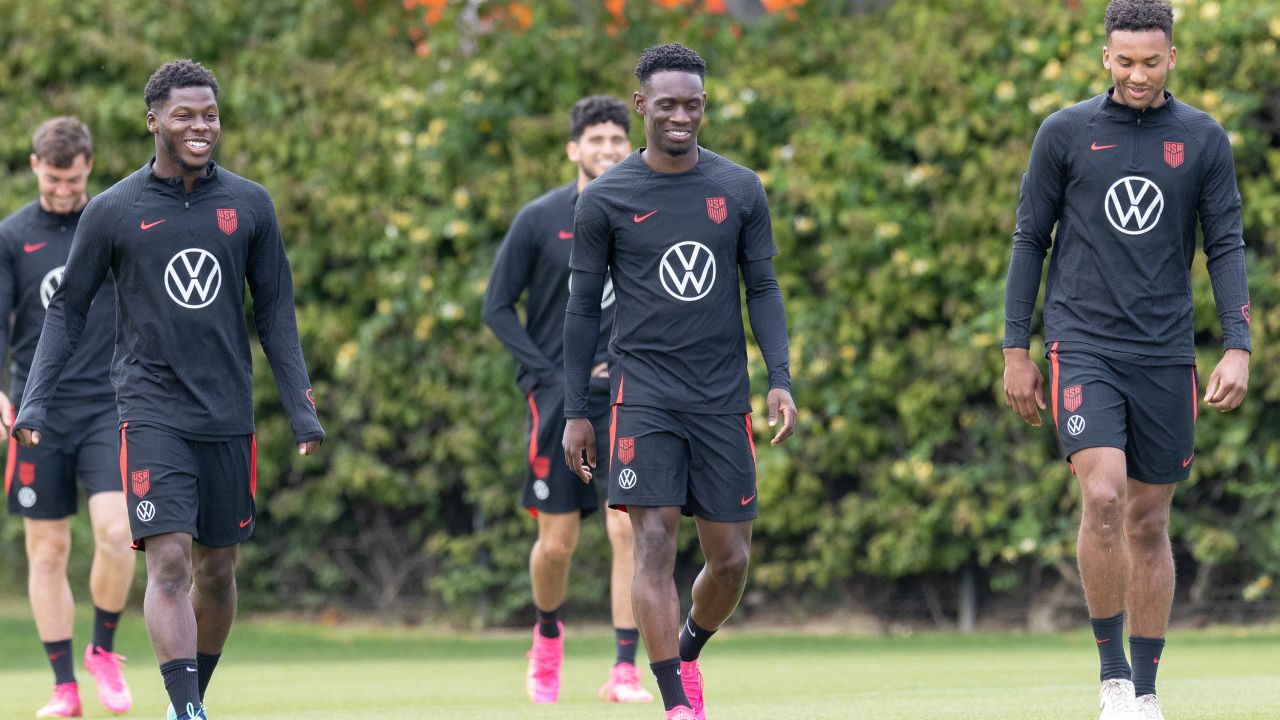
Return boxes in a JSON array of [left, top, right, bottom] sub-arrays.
[[6, 400, 118, 519], [523, 383, 609, 517]]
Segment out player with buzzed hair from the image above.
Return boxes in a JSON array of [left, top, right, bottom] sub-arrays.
[[1003, 2, 1249, 718], [484, 94, 654, 704], [2, 116, 136, 718], [15, 59, 324, 720], [562, 43, 796, 720]]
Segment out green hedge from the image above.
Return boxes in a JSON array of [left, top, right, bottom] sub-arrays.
[[0, 0, 1276, 624]]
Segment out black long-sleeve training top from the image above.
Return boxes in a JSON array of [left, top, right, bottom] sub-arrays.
[[564, 148, 791, 418], [0, 201, 114, 406], [1004, 91, 1250, 362], [15, 161, 323, 443]]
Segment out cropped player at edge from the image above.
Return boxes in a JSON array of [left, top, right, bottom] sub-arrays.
[[483, 95, 653, 705], [1002, 2, 1249, 719], [562, 44, 797, 720], [2, 117, 137, 718], [14, 60, 324, 720]]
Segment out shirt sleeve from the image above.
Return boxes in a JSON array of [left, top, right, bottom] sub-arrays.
[[1198, 125, 1251, 352], [1003, 115, 1068, 350], [13, 199, 114, 434], [738, 174, 778, 263], [564, 189, 611, 417], [741, 257, 791, 392], [245, 191, 325, 443], [0, 233, 16, 387], [482, 205, 557, 387]]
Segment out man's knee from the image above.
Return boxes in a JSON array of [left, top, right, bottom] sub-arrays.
[[193, 551, 237, 594], [535, 517, 580, 564], [535, 536, 577, 566], [1079, 474, 1126, 534], [1126, 505, 1171, 548], [93, 521, 134, 559], [605, 511, 634, 548], [632, 522, 675, 571], [146, 543, 192, 597], [705, 543, 750, 585], [26, 526, 72, 575]]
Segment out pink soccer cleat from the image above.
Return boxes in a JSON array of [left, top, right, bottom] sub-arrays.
[[525, 623, 563, 704], [665, 706, 698, 720], [83, 645, 133, 714], [35, 682, 82, 718], [599, 661, 655, 703], [680, 659, 706, 720]]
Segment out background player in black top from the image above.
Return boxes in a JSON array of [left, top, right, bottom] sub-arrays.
[[2, 116, 136, 718], [1002, 3, 1248, 719], [15, 60, 324, 720], [483, 95, 653, 704], [562, 44, 796, 720]]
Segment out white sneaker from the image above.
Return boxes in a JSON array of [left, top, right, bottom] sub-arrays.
[[1134, 694, 1165, 720], [1099, 678, 1140, 719]]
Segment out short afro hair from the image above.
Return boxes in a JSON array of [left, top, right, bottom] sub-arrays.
[[634, 43, 706, 87], [1105, 0, 1174, 42], [569, 95, 630, 140], [32, 116, 93, 167], [144, 59, 219, 110]]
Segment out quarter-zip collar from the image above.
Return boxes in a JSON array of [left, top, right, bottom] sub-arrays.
[[1101, 88, 1175, 122], [146, 157, 219, 193]]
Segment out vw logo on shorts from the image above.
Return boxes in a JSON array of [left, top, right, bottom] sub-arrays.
[[136, 500, 157, 522], [17, 487, 37, 508], [618, 468, 638, 490], [533, 480, 550, 501], [164, 248, 222, 308], [659, 241, 716, 302], [40, 266, 65, 309], [1066, 415, 1087, 437]]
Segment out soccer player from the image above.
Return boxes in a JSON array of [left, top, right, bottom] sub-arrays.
[[14, 60, 324, 720], [2, 117, 136, 718], [483, 95, 653, 705], [1002, 2, 1249, 719], [561, 44, 796, 720]]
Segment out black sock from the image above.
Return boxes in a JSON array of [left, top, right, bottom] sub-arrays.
[[536, 606, 561, 639], [615, 627, 640, 666], [1090, 612, 1131, 681], [1130, 635, 1165, 697], [678, 615, 716, 662], [43, 640, 75, 685], [650, 657, 689, 711], [196, 652, 221, 700], [159, 658, 201, 716], [92, 607, 122, 653]]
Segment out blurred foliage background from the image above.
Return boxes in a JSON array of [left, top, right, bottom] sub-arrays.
[[0, 0, 1276, 629]]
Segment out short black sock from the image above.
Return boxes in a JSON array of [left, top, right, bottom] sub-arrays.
[[92, 607, 122, 653], [678, 615, 716, 662], [615, 627, 640, 666], [536, 606, 561, 639], [1130, 635, 1165, 697], [159, 658, 201, 716], [43, 640, 75, 685], [650, 657, 689, 711], [1090, 612, 1131, 681], [196, 652, 221, 700]]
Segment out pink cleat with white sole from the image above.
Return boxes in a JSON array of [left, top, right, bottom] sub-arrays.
[[665, 706, 697, 720], [599, 661, 655, 703], [525, 623, 563, 704], [680, 659, 706, 720], [35, 682, 82, 718], [83, 645, 133, 714]]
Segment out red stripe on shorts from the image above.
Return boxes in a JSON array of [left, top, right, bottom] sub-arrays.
[[526, 393, 541, 468], [118, 422, 129, 494], [745, 413, 757, 466], [250, 434, 258, 498], [4, 407, 15, 496], [1191, 368, 1198, 424], [1048, 342, 1061, 430]]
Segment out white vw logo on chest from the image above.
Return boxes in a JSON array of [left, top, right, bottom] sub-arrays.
[[1104, 177, 1164, 235], [659, 241, 716, 302], [40, 266, 65, 309], [165, 249, 222, 309]]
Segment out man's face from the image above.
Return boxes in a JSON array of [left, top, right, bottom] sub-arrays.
[[567, 121, 630, 182], [1104, 29, 1177, 110], [148, 85, 220, 172], [635, 71, 705, 157], [30, 153, 91, 215]]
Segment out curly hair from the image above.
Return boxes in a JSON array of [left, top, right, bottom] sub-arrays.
[[569, 95, 630, 140], [32, 116, 93, 166], [1105, 0, 1174, 41], [144, 59, 219, 110], [634, 43, 706, 86]]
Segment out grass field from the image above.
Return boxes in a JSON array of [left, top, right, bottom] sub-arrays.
[[1, 606, 1278, 719]]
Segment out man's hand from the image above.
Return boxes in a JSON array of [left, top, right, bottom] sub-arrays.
[[590, 362, 609, 379], [1204, 348, 1249, 412], [1003, 348, 1047, 426], [766, 388, 797, 445], [298, 439, 323, 456], [15, 427, 40, 447], [0, 392, 11, 434], [562, 418, 596, 483]]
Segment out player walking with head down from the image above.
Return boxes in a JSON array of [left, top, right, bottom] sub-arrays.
[[483, 95, 653, 705], [562, 44, 796, 720], [14, 60, 324, 720], [2, 117, 136, 718], [1003, 2, 1249, 719]]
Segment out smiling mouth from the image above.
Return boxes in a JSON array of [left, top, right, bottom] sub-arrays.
[[666, 128, 692, 141], [185, 138, 212, 152]]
